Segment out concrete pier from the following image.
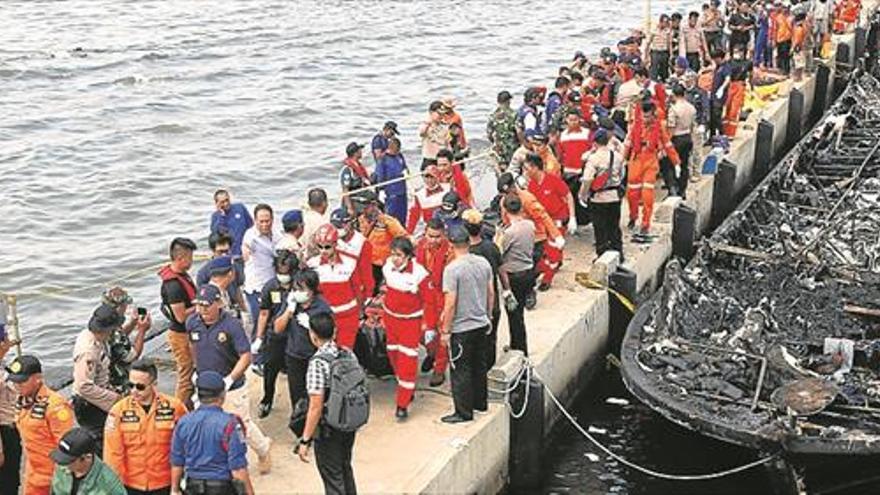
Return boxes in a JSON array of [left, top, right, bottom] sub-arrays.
[[248, 19, 870, 495]]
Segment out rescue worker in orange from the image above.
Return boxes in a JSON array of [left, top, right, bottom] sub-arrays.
[[354, 190, 408, 291], [436, 149, 475, 207], [7, 355, 74, 495], [308, 224, 364, 350], [104, 358, 187, 495], [725, 44, 753, 137], [623, 100, 680, 240], [382, 237, 432, 420], [416, 218, 454, 387], [496, 172, 564, 309]]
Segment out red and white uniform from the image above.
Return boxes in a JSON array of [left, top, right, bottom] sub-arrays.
[[307, 254, 363, 349], [337, 231, 375, 297], [415, 237, 452, 374], [557, 126, 592, 177], [406, 183, 450, 234], [382, 259, 431, 408]]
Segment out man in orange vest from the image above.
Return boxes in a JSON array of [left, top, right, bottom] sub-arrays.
[[623, 100, 680, 241], [354, 190, 408, 292], [7, 355, 74, 495], [104, 358, 187, 495]]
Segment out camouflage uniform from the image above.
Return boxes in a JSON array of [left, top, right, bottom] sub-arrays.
[[486, 105, 518, 167]]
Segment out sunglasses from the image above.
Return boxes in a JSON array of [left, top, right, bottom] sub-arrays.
[[127, 382, 151, 391], [317, 244, 334, 251]]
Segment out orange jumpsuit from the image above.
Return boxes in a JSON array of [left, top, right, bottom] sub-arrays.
[[415, 237, 453, 374], [17, 385, 74, 495], [724, 80, 747, 137], [625, 110, 680, 230], [382, 259, 431, 408], [104, 393, 187, 492]]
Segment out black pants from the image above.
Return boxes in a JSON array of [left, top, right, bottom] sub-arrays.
[[0, 424, 21, 494], [531, 240, 544, 291], [450, 327, 489, 418], [505, 270, 534, 355], [590, 200, 623, 257], [649, 50, 670, 81], [777, 40, 792, 74], [709, 98, 725, 137], [672, 134, 693, 198], [685, 52, 701, 72], [315, 427, 357, 495], [184, 479, 234, 495], [659, 156, 677, 194], [564, 173, 589, 226], [486, 307, 502, 370], [285, 354, 310, 415], [73, 396, 107, 457], [261, 335, 287, 407], [371, 264, 384, 295], [705, 31, 723, 53], [127, 487, 171, 495]]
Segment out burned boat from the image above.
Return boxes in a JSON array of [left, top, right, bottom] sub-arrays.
[[620, 73, 880, 494]]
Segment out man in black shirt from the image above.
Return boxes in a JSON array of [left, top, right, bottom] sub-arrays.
[[728, 1, 754, 54], [462, 209, 502, 369], [158, 237, 197, 408]]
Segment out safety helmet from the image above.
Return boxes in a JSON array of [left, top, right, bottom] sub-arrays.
[[314, 223, 339, 246]]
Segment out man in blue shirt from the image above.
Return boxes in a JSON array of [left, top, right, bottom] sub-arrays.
[[374, 137, 409, 225], [210, 189, 253, 256], [170, 371, 254, 495], [186, 285, 272, 474], [370, 120, 399, 164]]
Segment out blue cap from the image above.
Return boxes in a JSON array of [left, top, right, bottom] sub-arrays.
[[193, 284, 222, 305], [282, 209, 303, 230], [330, 207, 353, 227], [196, 371, 225, 394], [448, 225, 469, 244], [208, 255, 233, 275], [676, 56, 689, 69], [593, 128, 609, 142]]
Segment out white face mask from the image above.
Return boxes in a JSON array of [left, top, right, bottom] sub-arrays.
[[292, 290, 310, 303], [277, 273, 291, 285]]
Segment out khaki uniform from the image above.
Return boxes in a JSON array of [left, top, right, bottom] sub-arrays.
[[73, 329, 121, 411]]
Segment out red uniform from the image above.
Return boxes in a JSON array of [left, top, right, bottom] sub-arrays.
[[557, 127, 592, 177], [528, 173, 571, 223], [443, 165, 474, 207], [382, 259, 431, 408], [337, 230, 375, 297], [415, 237, 453, 374], [406, 183, 450, 234], [307, 254, 363, 349]]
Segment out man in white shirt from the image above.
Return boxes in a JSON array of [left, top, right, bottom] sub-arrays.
[[302, 188, 330, 257], [242, 203, 281, 338]]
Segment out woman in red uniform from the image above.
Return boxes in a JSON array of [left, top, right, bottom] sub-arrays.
[[307, 224, 363, 349], [382, 237, 432, 420]]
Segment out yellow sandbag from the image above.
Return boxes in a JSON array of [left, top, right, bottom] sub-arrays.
[[743, 92, 768, 113], [753, 82, 781, 100]]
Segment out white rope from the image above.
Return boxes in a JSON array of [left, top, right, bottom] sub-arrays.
[[532, 365, 780, 481]]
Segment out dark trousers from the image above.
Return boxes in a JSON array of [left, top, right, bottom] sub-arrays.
[[589, 200, 623, 257], [531, 240, 544, 290], [709, 98, 725, 137], [672, 134, 693, 198], [285, 354, 309, 414], [73, 396, 107, 457], [660, 156, 677, 194], [261, 336, 287, 406], [564, 173, 589, 225], [184, 479, 234, 495], [685, 52, 701, 72], [371, 264, 384, 296], [777, 40, 792, 74], [385, 194, 407, 227], [450, 327, 489, 418], [127, 487, 171, 495], [486, 307, 502, 370], [649, 50, 670, 81], [705, 31, 723, 53], [506, 270, 534, 355], [0, 424, 21, 494], [315, 427, 357, 495]]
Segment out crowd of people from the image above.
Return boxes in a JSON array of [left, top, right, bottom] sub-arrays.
[[0, 1, 865, 494]]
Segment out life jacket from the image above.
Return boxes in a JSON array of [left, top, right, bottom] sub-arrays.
[[515, 104, 539, 132], [158, 265, 196, 301]]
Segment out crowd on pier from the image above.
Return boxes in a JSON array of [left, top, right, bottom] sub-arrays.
[[0, 0, 865, 494]]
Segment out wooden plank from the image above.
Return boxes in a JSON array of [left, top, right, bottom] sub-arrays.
[[706, 241, 774, 261], [843, 303, 880, 318]]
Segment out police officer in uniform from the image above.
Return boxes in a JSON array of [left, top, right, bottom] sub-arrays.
[[73, 303, 134, 456], [170, 371, 253, 495]]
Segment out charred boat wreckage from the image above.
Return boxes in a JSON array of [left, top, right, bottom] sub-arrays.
[[621, 73, 880, 494]]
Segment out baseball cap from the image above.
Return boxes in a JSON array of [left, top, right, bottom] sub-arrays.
[[330, 207, 353, 227], [50, 428, 96, 465], [196, 370, 226, 395], [676, 56, 689, 69], [447, 225, 469, 245], [525, 130, 548, 143], [497, 90, 512, 103], [282, 209, 304, 229], [345, 142, 364, 157], [88, 303, 125, 333], [208, 255, 233, 275], [383, 121, 400, 134], [441, 191, 460, 211], [193, 284, 222, 305], [5, 355, 41, 383]]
